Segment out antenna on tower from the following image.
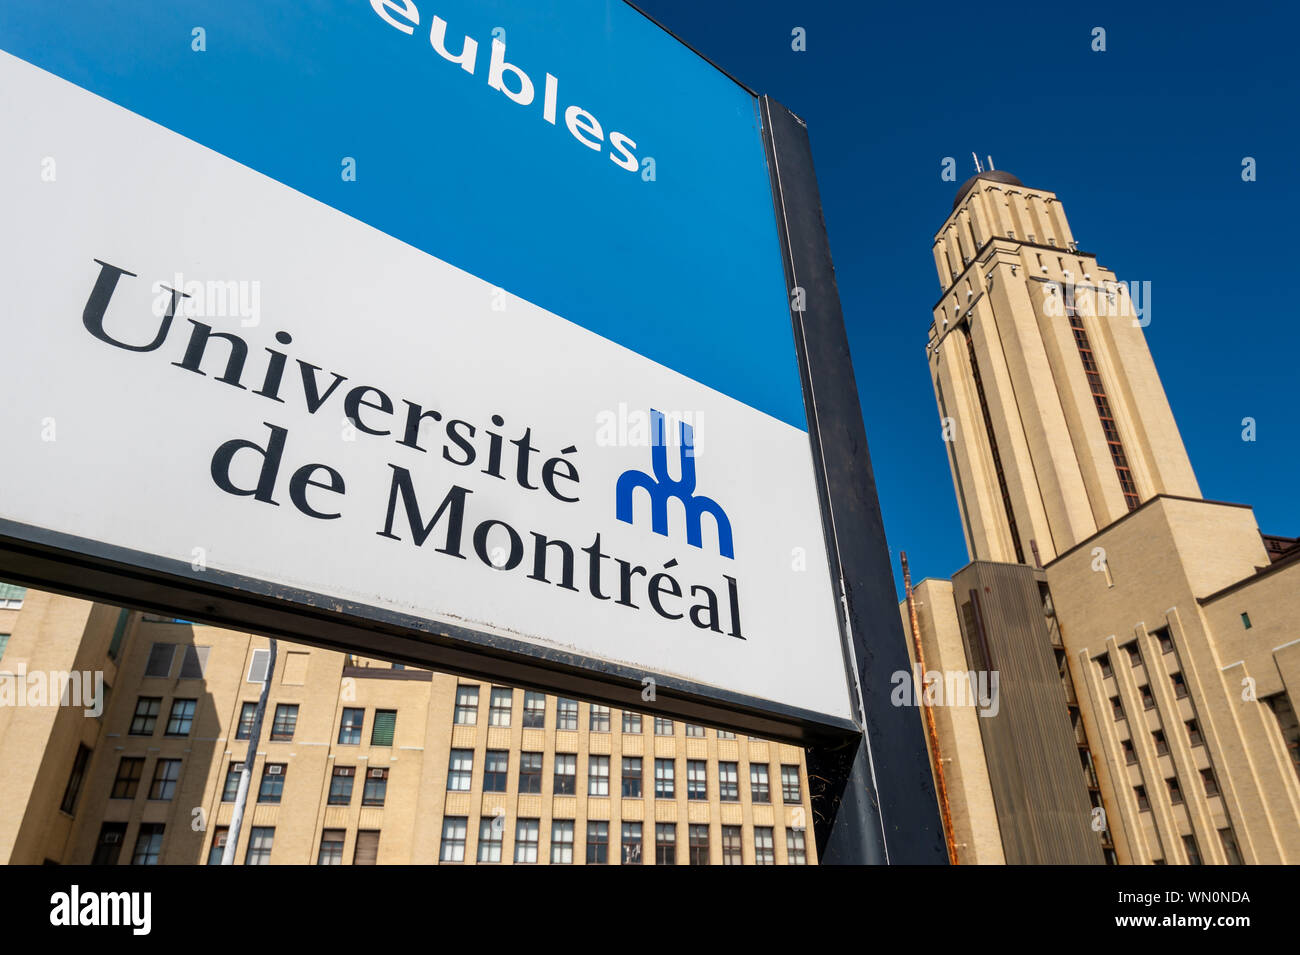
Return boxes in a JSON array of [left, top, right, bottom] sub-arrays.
[[971, 152, 983, 174], [987, 155, 995, 170]]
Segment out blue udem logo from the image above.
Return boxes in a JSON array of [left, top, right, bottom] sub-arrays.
[[616, 410, 734, 558]]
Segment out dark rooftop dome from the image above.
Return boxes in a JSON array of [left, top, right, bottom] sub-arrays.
[[953, 170, 1023, 210]]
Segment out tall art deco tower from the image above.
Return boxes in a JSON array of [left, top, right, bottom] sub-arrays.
[[903, 168, 1300, 866]]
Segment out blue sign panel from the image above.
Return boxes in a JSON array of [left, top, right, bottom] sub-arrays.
[[0, 0, 806, 429]]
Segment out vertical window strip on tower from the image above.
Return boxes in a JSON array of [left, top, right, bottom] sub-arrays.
[[1065, 305, 1140, 510], [961, 324, 1026, 563]]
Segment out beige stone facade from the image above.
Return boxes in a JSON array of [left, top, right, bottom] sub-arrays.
[[0, 587, 816, 865], [903, 170, 1300, 865]]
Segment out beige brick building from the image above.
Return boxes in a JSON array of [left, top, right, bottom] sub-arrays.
[[902, 169, 1300, 864], [0, 585, 815, 865]]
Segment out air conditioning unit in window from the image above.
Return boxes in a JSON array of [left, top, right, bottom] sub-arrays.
[[369, 769, 385, 778], [267, 765, 283, 775]]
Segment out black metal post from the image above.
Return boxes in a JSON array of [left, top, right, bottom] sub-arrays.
[[761, 96, 948, 864]]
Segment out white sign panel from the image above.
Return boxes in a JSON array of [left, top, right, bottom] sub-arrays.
[[0, 52, 852, 723]]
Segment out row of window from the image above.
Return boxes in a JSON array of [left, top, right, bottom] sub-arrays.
[[1096, 626, 1177, 677], [440, 817, 807, 865], [454, 686, 737, 738], [1131, 766, 1220, 810], [129, 696, 400, 748], [445, 749, 801, 803], [1107, 670, 1190, 721]]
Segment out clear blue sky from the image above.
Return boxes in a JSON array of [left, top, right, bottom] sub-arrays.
[[637, 0, 1300, 593]]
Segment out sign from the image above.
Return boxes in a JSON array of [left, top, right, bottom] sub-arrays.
[[0, 1, 854, 729]]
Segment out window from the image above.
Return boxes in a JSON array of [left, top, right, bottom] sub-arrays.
[[361, 769, 384, 805], [589, 704, 611, 733], [178, 645, 210, 679], [328, 766, 354, 805], [1110, 695, 1124, 721], [654, 717, 674, 736], [1166, 776, 1183, 804], [353, 830, 380, 866], [60, 745, 92, 815], [1134, 785, 1150, 811], [1140, 684, 1155, 710], [688, 824, 709, 865], [483, 751, 508, 793], [1201, 768, 1219, 797], [1219, 828, 1243, 865], [781, 765, 801, 804], [1122, 739, 1137, 764], [1153, 730, 1169, 756], [687, 760, 708, 800], [235, 702, 257, 740], [0, 582, 26, 609], [338, 707, 364, 744], [1123, 642, 1141, 665], [551, 820, 575, 864], [587, 821, 609, 864], [721, 826, 743, 865], [557, 697, 578, 730], [622, 711, 642, 734], [519, 752, 543, 793], [371, 709, 396, 746], [1097, 652, 1112, 677], [489, 687, 512, 727], [522, 690, 545, 728], [258, 763, 286, 803], [750, 763, 770, 803], [1154, 627, 1175, 654], [654, 758, 674, 798], [447, 750, 474, 791], [589, 755, 610, 796], [1186, 719, 1204, 746], [684, 723, 706, 738], [621, 822, 642, 864], [655, 823, 676, 865], [221, 762, 243, 802], [112, 757, 145, 800], [716, 730, 736, 740], [1241, 612, 1252, 630], [92, 823, 127, 866], [144, 642, 175, 678], [208, 827, 229, 865], [787, 829, 807, 865], [1264, 692, 1300, 781], [1183, 834, 1203, 865], [440, 817, 468, 862], [132, 823, 165, 865], [718, 762, 739, 801], [245, 826, 274, 865], [270, 704, 298, 741], [754, 826, 775, 865], [246, 648, 271, 683], [318, 829, 345, 865], [0, 634, 8, 662], [1171, 672, 1189, 699], [454, 685, 479, 725], [165, 699, 196, 737], [554, 753, 577, 795], [622, 757, 643, 798], [477, 818, 503, 863], [129, 697, 161, 736], [514, 819, 540, 863], [149, 759, 181, 801]]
